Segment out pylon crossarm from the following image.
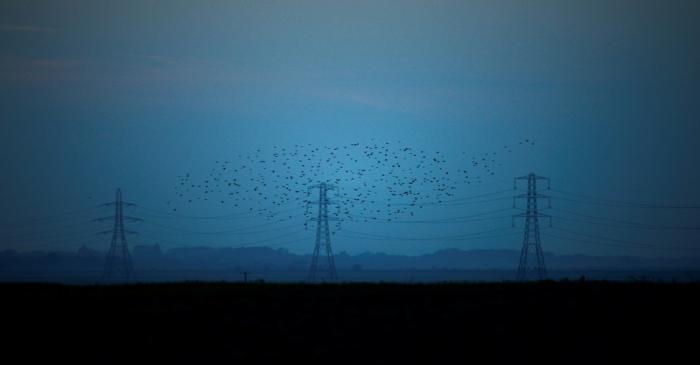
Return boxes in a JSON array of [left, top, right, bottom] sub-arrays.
[[514, 193, 549, 199], [100, 201, 137, 207], [92, 216, 113, 222], [513, 213, 551, 218], [309, 183, 337, 189], [308, 217, 341, 222]]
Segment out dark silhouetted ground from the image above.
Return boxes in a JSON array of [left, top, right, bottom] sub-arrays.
[[2, 281, 697, 363]]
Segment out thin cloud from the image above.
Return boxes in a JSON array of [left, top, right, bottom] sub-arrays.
[[0, 24, 59, 33]]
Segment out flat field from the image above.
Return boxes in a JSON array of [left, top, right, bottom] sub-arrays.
[[2, 282, 697, 363]]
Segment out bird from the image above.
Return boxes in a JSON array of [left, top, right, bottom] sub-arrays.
[[169, 138, 536, 223]]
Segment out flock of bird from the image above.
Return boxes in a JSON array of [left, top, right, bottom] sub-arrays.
[[169, 139, 536, 224]]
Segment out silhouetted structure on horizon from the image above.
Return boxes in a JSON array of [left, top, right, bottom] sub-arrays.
[[97, 188, 140, 282], [513, 173, 551, 281], [307, 182, 339, 282]]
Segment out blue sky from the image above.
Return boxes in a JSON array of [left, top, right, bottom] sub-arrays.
[[1, 0, 699, 257]]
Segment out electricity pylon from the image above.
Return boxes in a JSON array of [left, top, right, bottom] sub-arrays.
[[513, 173, 551, 281], [306, 182, 339, 282], [95, 188, 141, 282]]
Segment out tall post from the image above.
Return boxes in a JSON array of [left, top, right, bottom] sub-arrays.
[[98, 188, 139, 282], [513, 173, 551, 281], [307, 182, 338, 282]]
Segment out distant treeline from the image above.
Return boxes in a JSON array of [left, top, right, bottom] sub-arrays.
[[1, 245, 699, 272]]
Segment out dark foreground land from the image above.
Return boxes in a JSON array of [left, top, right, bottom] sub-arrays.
[[2, 282, 698, 363]]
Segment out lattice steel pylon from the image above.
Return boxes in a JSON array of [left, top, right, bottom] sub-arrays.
[[513, 173, 551, 281], [306, 182, 339, 282], [95, 188, 140, 282]]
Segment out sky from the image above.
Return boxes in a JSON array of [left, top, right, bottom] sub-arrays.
[[1, 0, 699, 258]]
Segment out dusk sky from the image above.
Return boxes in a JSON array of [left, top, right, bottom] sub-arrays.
[[1, 0, 699, 258]]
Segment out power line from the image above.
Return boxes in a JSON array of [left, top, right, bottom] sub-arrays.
[[549, 226, 700, 250], [139, 220, 305, 236], [337, 187, 513, 206], [0, 205, 102, 227], [344, 209, 514, 224], [137, 229, 309, 249], [382, 188, 515, 207], [432, 196, 513, 207], [4, 231, 102, 250], [337, 231, 520, 243], [337, 226, 517, 242], [2, 223, 97, 241], [550, 213, 700, 231], [133, 204, 305, 220], [543, 232, 700, 251], [550, 188, 700, 209]]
